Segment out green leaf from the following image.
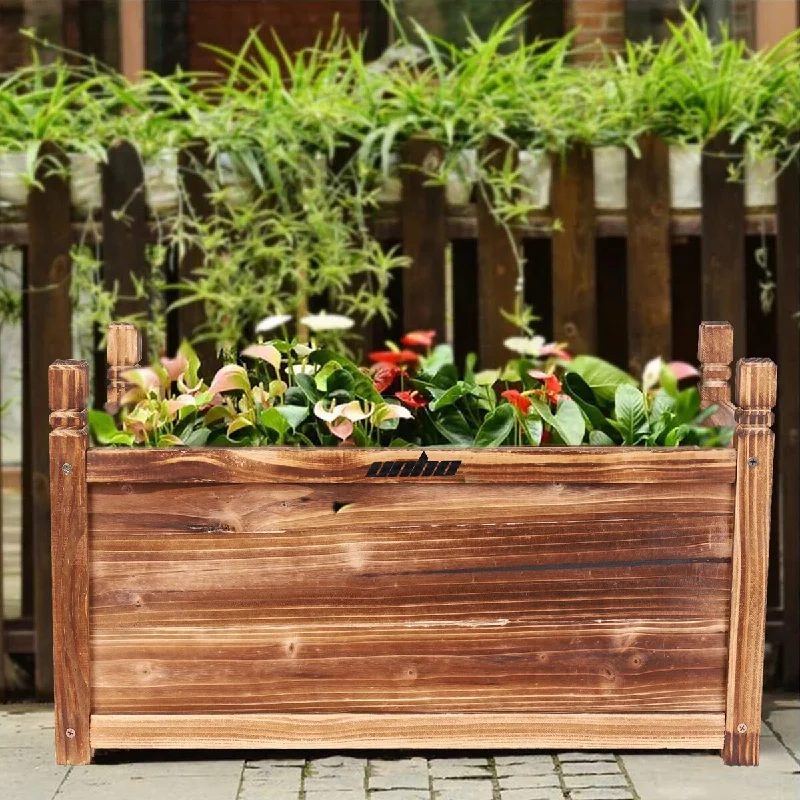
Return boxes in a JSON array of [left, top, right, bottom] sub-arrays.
[[563, 372, 608, 432], [421, 344, 455, 375], [429, 406, 474, 446], [567, 356, 637, 402], [613, 384, 649, 445], [314, 360, 342, 391], [260, 407, 290, 437], [88, 409, 134, 446], [429, 381, 468, 411], [532, 397, 586, 446], [283, 386, 308, 406], [179, 340, 201, 387], [665, 423, 690, 446], [659, 362, 679, 398], [474, 404, 515, 447], [182, 426, 210, 447], [589, 429, 615, 446], [294, 373, 322, 404], [275, 404, 309, 431], [520, 414, 543, 446]]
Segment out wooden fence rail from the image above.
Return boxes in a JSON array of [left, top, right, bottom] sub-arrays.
[[0, 135, 798, 697]]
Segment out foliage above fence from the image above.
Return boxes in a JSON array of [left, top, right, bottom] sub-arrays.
[[1, 4, 800, 358]]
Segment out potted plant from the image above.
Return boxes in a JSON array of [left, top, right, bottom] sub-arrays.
[[48, 320, 775, 768]]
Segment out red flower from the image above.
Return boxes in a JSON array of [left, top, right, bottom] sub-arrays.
[[372, 362, 400, 392], [529, 370, 562, 397], [501, 389, 531, 414], [369, 349, 420, 365], [541, 428, 552, 445], [401, 329, 437, 348], [395, 390, 428, 408]]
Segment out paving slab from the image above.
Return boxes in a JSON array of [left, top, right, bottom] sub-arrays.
[[621, 723, 800, 800]]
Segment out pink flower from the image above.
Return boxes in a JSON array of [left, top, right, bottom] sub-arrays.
[[122, 367, 161, 393], [668, 361, 700, 381], [208, 365, 251, 395], [165, 394, 196, 417], [160, 353, 189, 382], [401, 329, 436, 348], [241, 344, 282, 374], [538, 342, 572, 361]]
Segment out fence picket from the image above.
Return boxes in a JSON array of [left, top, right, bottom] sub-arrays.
[[775, 149, 800, 688], [401, 137, 447, 339], [701, 135, 746, 362], [626, 134, 672, 374], [551, 147, 596, 354], [100, 141, 149, 402], [25, 142, 73, 698], [477, 138, 521, 368]]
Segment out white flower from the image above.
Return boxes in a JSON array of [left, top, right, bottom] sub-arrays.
[[372, 403, 412, 425], [503, 335, 545, 357], [314, 399, 374, 423], [301, 312, 355, 332], [293, 343, 315, 357], [642, 357, 664, 393], [256, 314, 292, 333], [291, 364, 316, 375]]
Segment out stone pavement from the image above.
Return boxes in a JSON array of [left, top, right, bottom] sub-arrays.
[[1, 695, 797, 800]]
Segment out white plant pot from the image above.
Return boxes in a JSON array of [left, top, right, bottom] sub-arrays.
[[144, 148, 179, 213], [216, 152, 253, 207], [744, 151, 777, 208], [668, 144, 702, 209], [445, 148, 477, 205], [376, 152, 402, 203], [69, 153, 102, 212], [593, 146, 627, 210], [519, 149, 552, 208], [0, 152, 29, 207]]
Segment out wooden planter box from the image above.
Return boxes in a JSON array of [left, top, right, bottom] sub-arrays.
[[49, 322, 776, 766]]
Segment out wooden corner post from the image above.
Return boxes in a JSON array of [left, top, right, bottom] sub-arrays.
[[106, 323, 142, 413], [49, 360, 91, 765], [698, 321, 736, 428], [724, 358, 777, 766]]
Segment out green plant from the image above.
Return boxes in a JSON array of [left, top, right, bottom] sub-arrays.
[[89, 328, 731, 449]]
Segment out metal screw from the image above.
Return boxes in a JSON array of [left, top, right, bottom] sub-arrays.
[[61, 463, 73, 475], [737, 723, 748, 734], [65, 728, 76, 739], [748, 456, 759, 468]]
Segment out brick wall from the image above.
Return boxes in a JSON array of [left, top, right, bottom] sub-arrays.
[[566, 0, 625, 62], [188, 0, 362, 74]]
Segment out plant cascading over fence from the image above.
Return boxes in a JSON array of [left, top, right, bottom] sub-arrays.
[[1, 4, 799, 359]]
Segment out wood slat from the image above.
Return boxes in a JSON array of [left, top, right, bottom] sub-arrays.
[[626, 135, 672, 375], [88, 480, 732, 714], [49, 361, 91, 765], [724, 359, 777, 766], [551, 147, 596, 354], [26, 143, 73, 698], [401, 137, 447, 337], [477, 138, 521, 367], [100, 140, 148, 404], [775, 151, 800, 689], [701, 136, 746, 363], [86, 447, 737, 485], [90, 712, 725, 750]]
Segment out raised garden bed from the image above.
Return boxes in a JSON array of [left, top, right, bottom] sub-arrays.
[[49, 322, 775, 766]]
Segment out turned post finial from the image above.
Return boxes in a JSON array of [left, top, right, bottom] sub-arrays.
[[49, 360, 89, 433], [735, 359, 778, 431], [106, 323, 142, 413], [698, 321, 735, 427]]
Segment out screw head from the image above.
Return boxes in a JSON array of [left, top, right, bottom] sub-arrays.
[[737, 723, 748, 734], [61, 463, 73, 475], [65, 728, 76, 739], [748, 456, 759, 468]]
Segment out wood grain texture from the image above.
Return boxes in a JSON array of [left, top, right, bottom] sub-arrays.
[[551, 147, 596, 354], [86, 447, 737, 485], [701, 136, 746, 363], [401, 137, 447, 337], [477, 138, 521, 368], [723, 359, 777, 766], [90, 712, 725, 750], [106, 323, 141, 413], [49, 361, 91, 765], [88, 480, 733, 714], [27, 143, 73, 698], [775, 152, 800, 688], [626, 135, 671, 376], [698, 322, 736, 427]]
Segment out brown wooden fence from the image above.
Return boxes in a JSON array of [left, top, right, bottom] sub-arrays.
[[0, 133, 798, 699]]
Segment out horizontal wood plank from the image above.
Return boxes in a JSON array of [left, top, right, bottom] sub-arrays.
[[89, 480, 733, 714], [90, 712, 725, 750], [87, 447, 737, 485]]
